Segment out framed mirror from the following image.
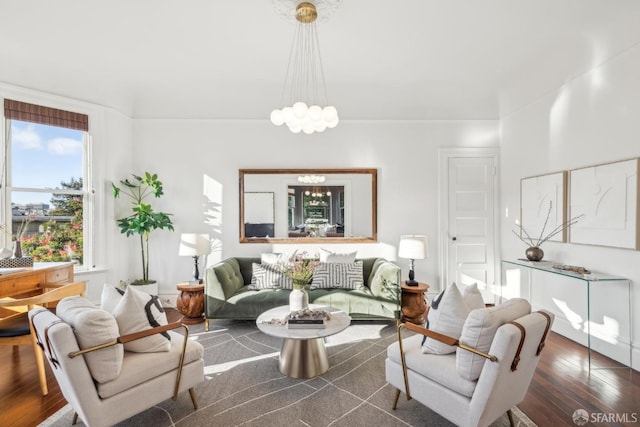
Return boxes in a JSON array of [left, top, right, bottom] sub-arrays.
[[240, 168, 377, 243]]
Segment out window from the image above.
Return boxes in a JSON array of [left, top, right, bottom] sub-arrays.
[[1, 99, 92, 268]]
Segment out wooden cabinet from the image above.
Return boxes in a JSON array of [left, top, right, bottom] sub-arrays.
[[0, 262, 75, 299]]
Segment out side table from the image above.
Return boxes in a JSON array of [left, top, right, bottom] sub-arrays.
[[176, 282, 205, 324], [400, 282, 429, 325]]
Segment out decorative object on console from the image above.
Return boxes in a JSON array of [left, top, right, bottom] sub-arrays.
[[398, 235, 429, 286], [112, 172, 174, 285], [552, 264, 592, 275], [0, 247, 12, 259], [269, 1, 339, 134], [179, 233, 211, 284], [0, 255, 33, 268], [513, 201, 582, 261]]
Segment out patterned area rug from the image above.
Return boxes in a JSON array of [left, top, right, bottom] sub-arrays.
[[40, 319, 536, 427]]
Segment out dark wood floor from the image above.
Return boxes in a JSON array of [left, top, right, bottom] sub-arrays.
[[1, 315, 638, 427]]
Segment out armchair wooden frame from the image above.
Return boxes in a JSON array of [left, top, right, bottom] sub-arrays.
[[54, 321, 198, 425], [29, 308, 204, 426], [393, 322, 500, 410], [0, 281, 86, 395]]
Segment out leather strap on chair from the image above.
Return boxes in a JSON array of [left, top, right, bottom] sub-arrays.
[[535, 311, 552, 356], [506, 321, 525, 371], [30, 309, 63, 369]]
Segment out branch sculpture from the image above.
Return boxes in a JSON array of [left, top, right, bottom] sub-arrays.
[[513, 201, 583, 248]]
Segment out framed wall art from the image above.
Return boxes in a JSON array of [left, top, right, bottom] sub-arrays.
[[520, 171, 568, 243], [568, 158, 639, 250]]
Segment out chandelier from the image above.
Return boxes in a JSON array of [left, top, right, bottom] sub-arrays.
[[270, 2, 339, 134], [298, 174, 325, 184]]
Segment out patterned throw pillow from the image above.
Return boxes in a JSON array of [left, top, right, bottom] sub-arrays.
[[111, 286, 171, 353], [311, 261, 364, 289], [249, 263, 292, 289]]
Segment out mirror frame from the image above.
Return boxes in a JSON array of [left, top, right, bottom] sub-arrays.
[[240, 168, 378, 243]]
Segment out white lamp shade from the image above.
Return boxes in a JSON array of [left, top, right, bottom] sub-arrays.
[[398, 235, 429, 259], [178, 233, 211, 256]]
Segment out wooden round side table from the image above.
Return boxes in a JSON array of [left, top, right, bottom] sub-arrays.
[[400, 282, 429, 325], [176, 282, 205, 324]]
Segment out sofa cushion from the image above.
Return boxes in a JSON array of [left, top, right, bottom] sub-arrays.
[[112, 287, 171, 353], [311, 261, 364, 289], [319, 248, 357, 263], [214, 258, 246, 298], [96, 330, 204, 399], [56, 296, 123, 383], [249, 263, 292, 289], [387, 334, 477, 398], [260, 253, 287, 266], [369, 260, 400, 299], [456, 298, 531, 381], [422, 283, 485, 355]]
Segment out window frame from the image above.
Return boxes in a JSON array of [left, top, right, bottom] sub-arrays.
[[1, 101, 94, 271]]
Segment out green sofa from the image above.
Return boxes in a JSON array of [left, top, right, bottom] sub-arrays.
[[204, 257, 401, 329]]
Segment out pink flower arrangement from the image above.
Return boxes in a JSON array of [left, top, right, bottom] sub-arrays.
[[284, 251, 319, 289]]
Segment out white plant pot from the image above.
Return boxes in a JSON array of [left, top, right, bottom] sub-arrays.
[[289, 288, 309, 312], [130, 281, 158, 296]]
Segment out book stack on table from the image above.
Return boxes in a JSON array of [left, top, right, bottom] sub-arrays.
[[288, 317, 325, 329]]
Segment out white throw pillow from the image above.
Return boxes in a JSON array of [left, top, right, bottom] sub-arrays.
[[319, 248, 357, 263], [260, 253, 286, 266], [311, 261, 364, 289], [56, 296, 123, 383], [249, 263, 292, 289], [112, 286, 171, 353], [456, 298, 531, 381], [421, 283, 484, 355], [461, 282, 485, 309], [100, 283, 125, 313]]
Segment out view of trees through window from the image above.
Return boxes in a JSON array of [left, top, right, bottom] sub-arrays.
[[7, 117, 86, 266]]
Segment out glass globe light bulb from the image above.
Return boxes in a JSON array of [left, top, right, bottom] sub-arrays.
[[283, 106, 294, 122], [323, 105, 338, 122], [293, 102, 308, 118], [270, 109, 284, 126]]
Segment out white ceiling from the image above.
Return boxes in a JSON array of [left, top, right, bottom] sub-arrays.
[[1, 0, 638, 120]]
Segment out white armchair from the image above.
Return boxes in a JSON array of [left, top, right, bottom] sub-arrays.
[[29, 303, 205, 427], [386, 299, 553, 427]]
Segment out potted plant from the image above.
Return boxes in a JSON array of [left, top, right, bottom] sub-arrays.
[[112, 172, 174, 289]]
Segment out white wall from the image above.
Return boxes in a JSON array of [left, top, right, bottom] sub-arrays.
[[131, 119, 499, 299], [500, 37, 640, 368]]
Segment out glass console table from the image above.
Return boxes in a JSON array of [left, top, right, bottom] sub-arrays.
[[501, 259, 632, 370]]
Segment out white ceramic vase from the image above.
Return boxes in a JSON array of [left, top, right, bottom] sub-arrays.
[[289, 288, 309, 312]]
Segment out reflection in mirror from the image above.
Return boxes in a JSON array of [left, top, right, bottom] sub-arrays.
[[244, 192, 274, 238], [240, 169, 377, 243], [288, 185, 344, 237]]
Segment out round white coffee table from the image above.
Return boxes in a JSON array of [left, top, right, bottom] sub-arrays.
[[256, 305, 351, 379]]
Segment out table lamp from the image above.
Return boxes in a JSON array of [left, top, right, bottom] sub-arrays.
[[179, 233, 211, 284], [398, 235, 429, 286]]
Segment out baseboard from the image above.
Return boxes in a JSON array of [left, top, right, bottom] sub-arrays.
[[158, 293, 177, 307]]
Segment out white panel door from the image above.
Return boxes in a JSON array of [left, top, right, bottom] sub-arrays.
[[447, 156, 496, 302]]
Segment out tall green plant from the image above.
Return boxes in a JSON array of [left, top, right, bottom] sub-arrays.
[[112, 172, 174, 284]]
